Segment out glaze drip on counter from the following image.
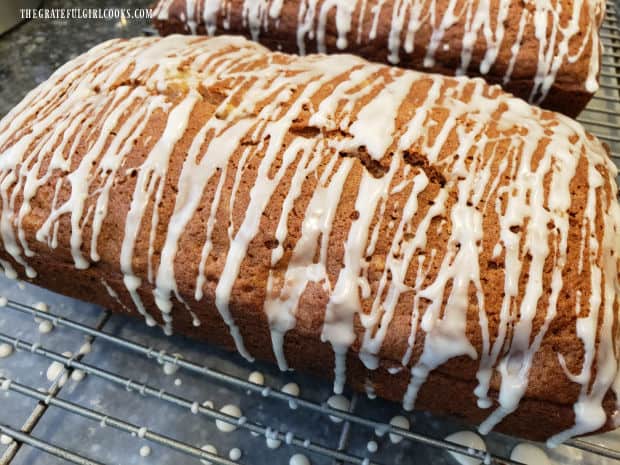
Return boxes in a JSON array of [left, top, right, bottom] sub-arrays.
[[0, 35, 618, 445]]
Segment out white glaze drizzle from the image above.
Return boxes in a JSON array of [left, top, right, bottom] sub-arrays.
[[139, 445, 151, 457], [327, 394, 350, 422], [216, 404, 241, 432], [445, 430, 486, 465], [322, 155, 400, 393], [200, 444, 218, 465], [0, 343, 13, 358], [155, 0, 604, 104], [229, 448, 242, 460], [510, 443, 550, 465], [388, 415, 409, 443], [289, 454, 310, 465]]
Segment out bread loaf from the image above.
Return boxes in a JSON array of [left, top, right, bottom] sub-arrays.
[[152, 0, 605, 117], [0, 35, 619, 444]]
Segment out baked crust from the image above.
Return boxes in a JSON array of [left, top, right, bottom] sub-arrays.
[[152, 0, 606, 117]]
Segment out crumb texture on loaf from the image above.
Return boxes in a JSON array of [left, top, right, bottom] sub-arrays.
[[152, 0, 605, 116], [0, 35, 618, 443]]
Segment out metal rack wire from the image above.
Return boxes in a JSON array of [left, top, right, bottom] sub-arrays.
[[579, 3, 620, 162], [2, 299, 620, 465], [0, 300, 517, 465], [0, 3, 620, 465]]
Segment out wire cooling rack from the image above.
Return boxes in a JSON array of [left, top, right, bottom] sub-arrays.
[[1, 3, 620, 465], [2, 284, 620, 465], [579, 2, 620, 163]]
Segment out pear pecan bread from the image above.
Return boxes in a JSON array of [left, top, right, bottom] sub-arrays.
[[152, 0, 606, 117], [0, 34, 619, 444]]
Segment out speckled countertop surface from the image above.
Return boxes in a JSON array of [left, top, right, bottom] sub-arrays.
[[0, 0, 152, 118]]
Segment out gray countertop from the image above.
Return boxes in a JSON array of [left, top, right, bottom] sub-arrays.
[[0, 0, 152, 118]]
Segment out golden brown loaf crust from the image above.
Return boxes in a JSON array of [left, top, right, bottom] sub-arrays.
[[151, 0, 606, 117], [0, 35, 619, 443]]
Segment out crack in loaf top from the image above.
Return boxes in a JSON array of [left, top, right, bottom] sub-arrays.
[[152, 0, 606, 114], [0, 35, 619, 444]]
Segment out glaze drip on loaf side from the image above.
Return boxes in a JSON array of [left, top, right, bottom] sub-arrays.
[[153, 0, 605, 115], [0, 35, 618, 444]]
